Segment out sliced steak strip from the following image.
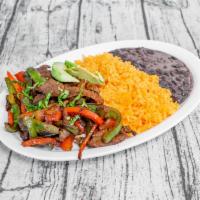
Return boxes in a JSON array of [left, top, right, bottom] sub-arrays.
[[110, 47, 193, 103], [33, 94, 46, 104], [88, 133, 127, 147], [88, 126, 135, 148], [64, 84, 103, 104], [85, 82, 100, 93], [36, 78, 103, 104], [37, 65, 51, 79], [36, 78, 64, 96], [120, 126, 136, 136]]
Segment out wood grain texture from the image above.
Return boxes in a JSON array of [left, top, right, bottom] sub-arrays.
[[0, 0, 200, 199]]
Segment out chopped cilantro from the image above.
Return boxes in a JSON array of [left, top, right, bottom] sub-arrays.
[[38, 93, 51, 109], [68, 115, 80, 126], [58, 90, 69, 106], [68, 86, 83, 107]]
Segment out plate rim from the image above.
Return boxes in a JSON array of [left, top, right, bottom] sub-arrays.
[[1, 39, 200, 161]]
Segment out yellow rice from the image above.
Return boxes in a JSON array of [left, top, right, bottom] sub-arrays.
[[76, 53, 179, 133]]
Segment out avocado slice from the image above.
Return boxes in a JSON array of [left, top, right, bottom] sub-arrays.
[[65, 61, 104, 85], [51, 62, 79, 83]]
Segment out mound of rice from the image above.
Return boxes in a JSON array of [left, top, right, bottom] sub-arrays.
[[76, 53, 179, 133]]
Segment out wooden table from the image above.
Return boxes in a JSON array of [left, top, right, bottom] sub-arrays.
[[0, 0, 200, 199]]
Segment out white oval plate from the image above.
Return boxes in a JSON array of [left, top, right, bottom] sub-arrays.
[[1, 40, 200, 161]]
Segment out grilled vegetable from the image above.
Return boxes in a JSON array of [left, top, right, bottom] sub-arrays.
[[22, 92, 51, 112], [38, 123, 59, 136], [5, 78, 16, 94], [103, 124, 122, 143], [20, 111, 34, 118], [99, 118, 116, 130], [68, 115, 80, 126], [34, 110, 45, 121], [60, 135, 74, 151], [7, 71, 23, 92], [7, 94, 16, 105], [27, 68, 46, 86], [22, 117, 59, 138], [65, 61, 104, 84], [74, 120, 85, 133], [4, 123, 17, 133], [22, 137, 57, 147], [65, 125, 80, 135], [102, 107, 122, 143], [44, 105, 62, 122], [11, 104, 20, 128], [63, 107, 104, 125], [78, 124, 97, 159], [8, 111, 14, 126], [87, 103, 97, 112], [15, 71, 25, 82], [22, 97, 38, 111], [51, 62, 79, 83], [23, 117, 42, 138], [22, 82, 35, 100], [20, 103, 26, 113]]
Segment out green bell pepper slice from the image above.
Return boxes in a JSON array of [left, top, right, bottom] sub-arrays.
[[102, 107, 122, 143], [11, 104, 20, 128], [5, 77, 16, 94], [26, 68, 46, 86]]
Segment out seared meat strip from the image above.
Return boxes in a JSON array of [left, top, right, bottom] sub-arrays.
[[88, 132, 127, 147], [33, 94, 45, 104], [37, 78, 103, 104], [88, 126, 136, 147], [36, 78, 64, 96], [37, 65, 51, 79], [120, 126, 136, 136], [20, 131, 29, 141], [85, 82, 100, 93], [64, 84, 103, 104]]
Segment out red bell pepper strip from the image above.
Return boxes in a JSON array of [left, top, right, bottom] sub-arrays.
[[79, 109, 104, 125], [20, 111, 34, 118], [15, 71, 25, 82], [45, 111, 62, 122], [78, 124, 97, 159], [7, 71, 15, 81], [74, 120, 85, 133], [8, 111, 14, 126], [20, 103, 26, 113], [60, 135, 74, 151], [7, 71, 23, 92], [105, 118, 116, 127], [99, 118, 116, 130], [63, 107, 81, 114], [63, 107, 104, 125], [34, 110, 45, 121], [22, 137, 57, 147], [44, 106, 62, 122]]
